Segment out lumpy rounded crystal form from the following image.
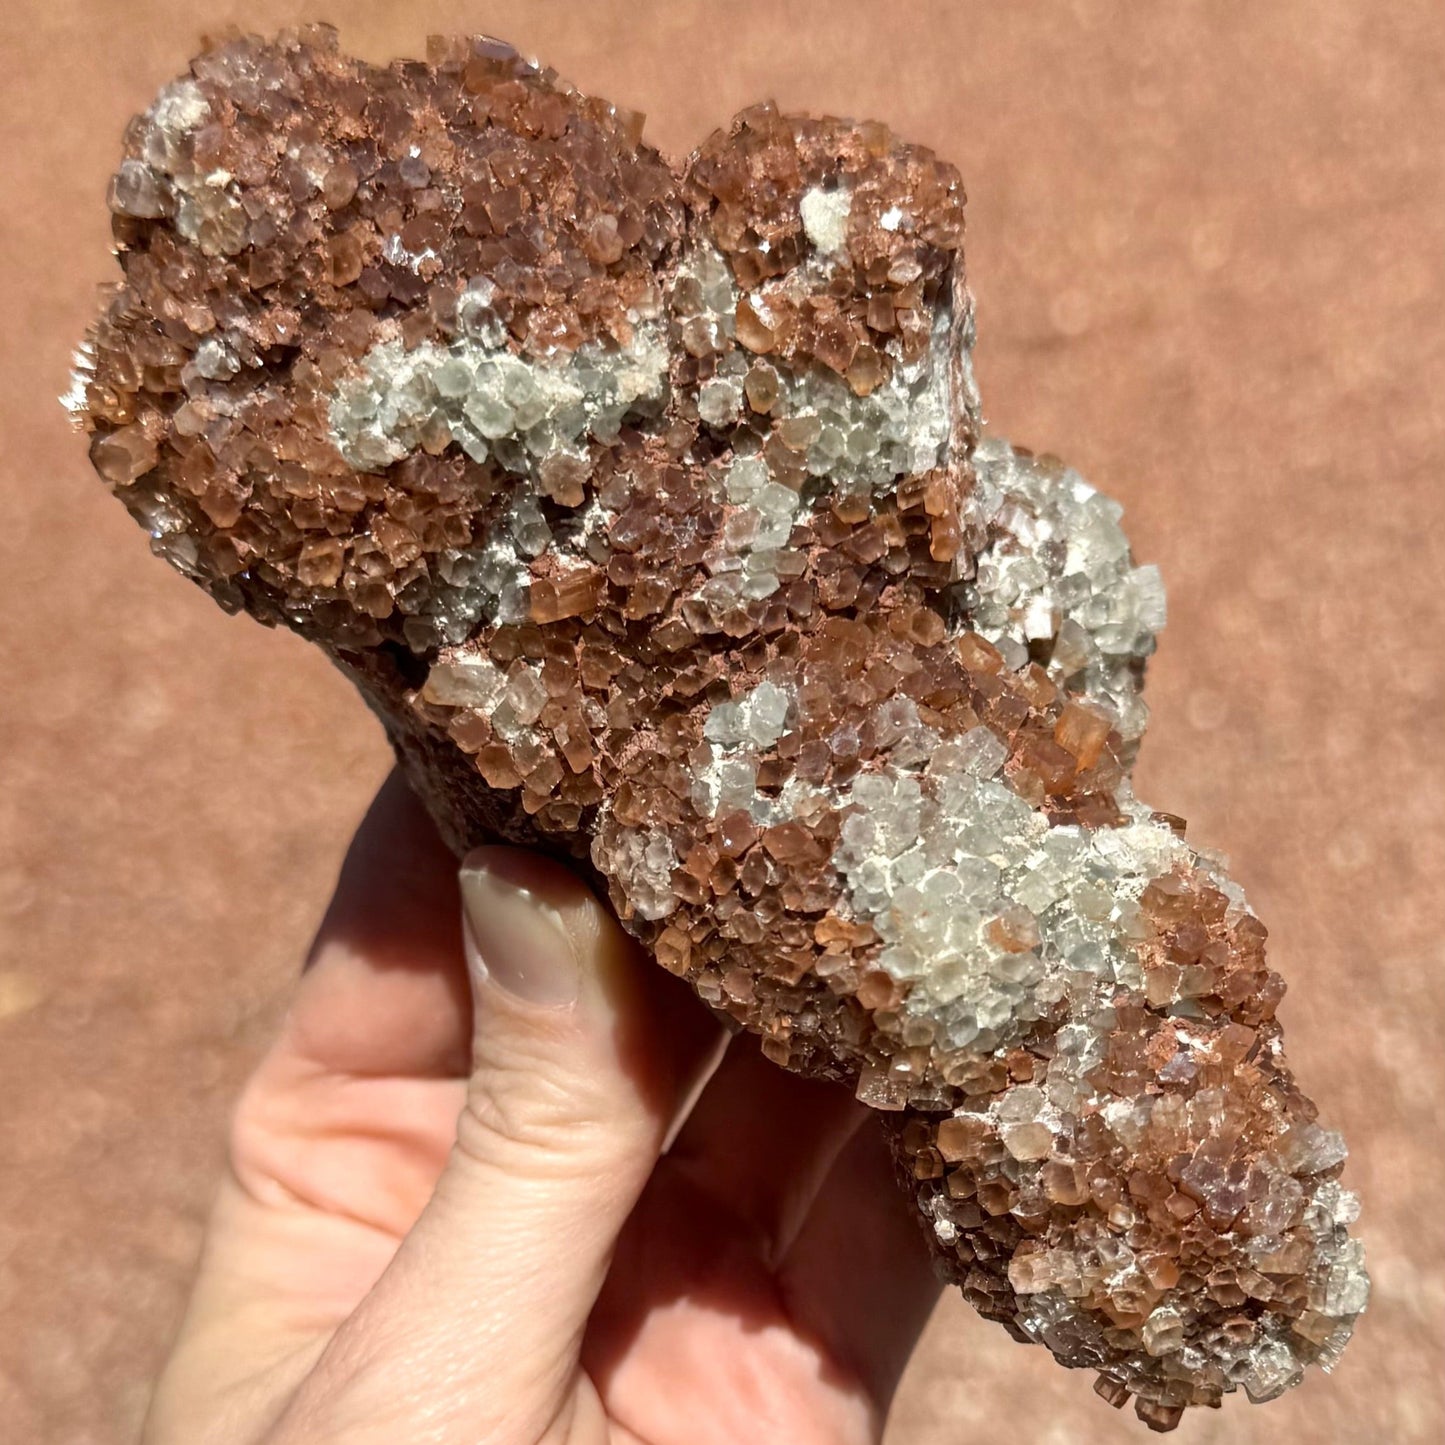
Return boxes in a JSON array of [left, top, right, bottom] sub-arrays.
[[73, 27, 1365, 1431]]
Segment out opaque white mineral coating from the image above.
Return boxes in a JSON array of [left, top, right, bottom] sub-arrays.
[[799, 184, 853, 254]]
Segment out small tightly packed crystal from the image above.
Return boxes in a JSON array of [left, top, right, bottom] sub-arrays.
[[72, 27, 1366, 1430]]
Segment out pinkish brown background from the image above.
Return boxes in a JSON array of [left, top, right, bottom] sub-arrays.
[[2, 2, 1442, 1441]]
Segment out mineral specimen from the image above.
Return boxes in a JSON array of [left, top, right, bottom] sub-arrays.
[[71, 26, 1367, 1430]]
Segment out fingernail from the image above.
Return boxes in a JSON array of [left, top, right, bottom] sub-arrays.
[[459, 849, 581, 1008]]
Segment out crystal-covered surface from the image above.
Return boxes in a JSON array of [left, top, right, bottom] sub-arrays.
[[72, 27, 1365, 1431]]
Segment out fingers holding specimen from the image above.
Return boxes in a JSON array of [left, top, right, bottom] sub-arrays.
[[275, 847, 721, 1439], [288, 768, 471, 1081], [781, 1116, 944, 1414]]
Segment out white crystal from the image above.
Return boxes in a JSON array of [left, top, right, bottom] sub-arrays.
[[799, 184, 852, 254]]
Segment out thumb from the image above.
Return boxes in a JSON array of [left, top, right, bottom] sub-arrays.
[[276, 846, 721, 1445]]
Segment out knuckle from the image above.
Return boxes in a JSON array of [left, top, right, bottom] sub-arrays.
[[457, 1066, 601, 1173]]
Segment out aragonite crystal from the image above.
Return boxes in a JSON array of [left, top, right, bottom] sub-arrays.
[[71, 26, 1367, 1429]]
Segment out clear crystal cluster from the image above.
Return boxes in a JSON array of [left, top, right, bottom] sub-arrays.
[[329, 321, 669, 474], [963, 438, 1168, 747], [74, 27, 1365, 1432]]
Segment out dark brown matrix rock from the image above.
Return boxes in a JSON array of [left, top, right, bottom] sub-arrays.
[[73, 26, 1367, 1431]]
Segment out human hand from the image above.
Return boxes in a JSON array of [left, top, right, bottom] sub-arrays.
[[144, 771, 941, 1445]]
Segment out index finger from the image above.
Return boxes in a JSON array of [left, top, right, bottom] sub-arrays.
[[286, 768, 470, 1081]]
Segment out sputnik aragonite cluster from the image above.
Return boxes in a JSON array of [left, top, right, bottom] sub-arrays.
[[72, 28, 1367, 1430]]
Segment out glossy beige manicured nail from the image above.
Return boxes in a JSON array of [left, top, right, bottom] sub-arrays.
[[459, 848, 581, 1008]]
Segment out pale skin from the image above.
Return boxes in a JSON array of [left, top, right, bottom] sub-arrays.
[[144, 772, 942, 1445]]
